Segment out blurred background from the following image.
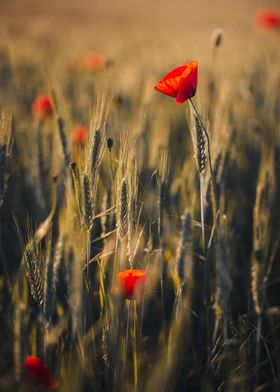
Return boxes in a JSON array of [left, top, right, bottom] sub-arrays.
[[1, 0, 280, 64], [1, 1, 280, 391]]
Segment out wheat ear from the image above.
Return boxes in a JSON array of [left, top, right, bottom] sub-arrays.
[[24, 245, 43, 308], [57, 116, 71, 167], [190, 107, 207, 252], [189, 99, 217, 222]]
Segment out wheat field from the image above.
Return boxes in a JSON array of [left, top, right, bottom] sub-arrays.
[[0, 1, 280, 391]]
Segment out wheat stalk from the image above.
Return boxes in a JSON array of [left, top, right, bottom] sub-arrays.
[[251, 152, 276, 383], [115, 131, 130, 271], [70, 161, 82, 223], [176, 208, 192, 288], [127, 156, 138, 267], [189, 99, 218, 221], [157, 147, 169, 241], [52, 234, 64, 293], [0, 144, 6, 207], [66, 245, 82, 336], [90, 129, 103, 186], [190, 107, 207, 253], [251, 154, 275, 315], [190, 112, 207, 175], [213, 213, 231, 343], [117, 177, 128, 241], [43, 233, 54, 323], [13, 301, 26, 382], [82, 173, 94, 230], [0, 112, 12, 207], [101, 188, 114, 234], [157, 147, 169, 328], [86, 96, 109, 202], [57, 116, 71, 167]]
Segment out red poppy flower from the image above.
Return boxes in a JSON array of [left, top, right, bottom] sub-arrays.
[[73, 125, 88, 146], [113, 269, 147, 300], [32, 96, 53, 120], [69, 52, 113, 73], [154, 61, 198, 105], [24, 355, 59, 390], [255, 9, 280, 30]]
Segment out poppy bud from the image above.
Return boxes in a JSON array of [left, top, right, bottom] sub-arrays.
[[70, 161, 77, 170], [107, 137, 113, 150]]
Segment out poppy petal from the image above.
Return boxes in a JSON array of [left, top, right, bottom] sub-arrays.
[[116, 269, 147, 300], [176, 62, 198, 104], [154, 61, 198, 104], [154, 65, 187, 97], [24, 355, 59, 390], [154, 80, 178, 98], [255, 9, 280, 30]]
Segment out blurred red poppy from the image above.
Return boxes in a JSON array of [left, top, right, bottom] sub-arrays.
[[32, 95, 53, 120], [255, 9, 280, 30], [113, 269, 147, 300], [73, 125, 88, 146], [24, 355, 59, 390], [154, 61, 198, 104], [69, 52, 113, 73]]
